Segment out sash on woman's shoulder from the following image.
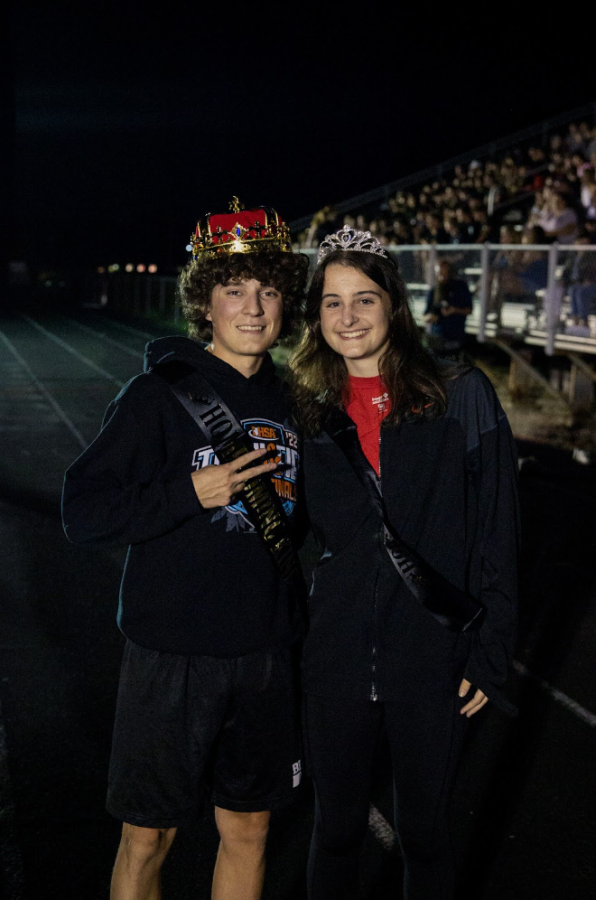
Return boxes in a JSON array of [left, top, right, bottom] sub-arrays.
[[324, 407, 484, 633]]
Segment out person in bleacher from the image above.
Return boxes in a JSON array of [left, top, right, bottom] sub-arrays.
[[538, 190, 579, 244], [424, 258, 473, 355], [491, 225, 549, 311], [422, 211, 448, 244], [565, 228, 596, 328]]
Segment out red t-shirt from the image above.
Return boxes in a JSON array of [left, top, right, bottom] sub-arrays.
[[345, 375, 392, 476]]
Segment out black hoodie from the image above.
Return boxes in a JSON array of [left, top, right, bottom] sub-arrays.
[[301, 367, 519, 715], [62, 336, 302, 657]]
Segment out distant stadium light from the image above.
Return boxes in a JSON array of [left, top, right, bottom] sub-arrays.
[[148, 264, 158, 273], [125, 263, 134, 273], [136, 264, 146, 273], [97, 266, 105, 273], [108, 264, 120, 273]]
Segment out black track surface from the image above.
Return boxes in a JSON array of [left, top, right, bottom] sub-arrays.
[[1, 301, 595, 899]]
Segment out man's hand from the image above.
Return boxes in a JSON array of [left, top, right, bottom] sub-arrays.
[[458, 678, 488, 717], [191, 448, 277, 509]]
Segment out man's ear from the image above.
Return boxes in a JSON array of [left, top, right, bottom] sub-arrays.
[[205, 305, 212, 322]]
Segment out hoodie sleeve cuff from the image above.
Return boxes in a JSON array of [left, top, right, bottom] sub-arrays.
[[463, 627, 518, 716], [465, 670, 518, 716]]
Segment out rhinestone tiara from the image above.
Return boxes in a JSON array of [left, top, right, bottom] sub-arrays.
[[317, 225, 388, 264]]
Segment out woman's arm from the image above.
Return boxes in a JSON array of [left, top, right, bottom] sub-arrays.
[[461, 373, 520, 715]]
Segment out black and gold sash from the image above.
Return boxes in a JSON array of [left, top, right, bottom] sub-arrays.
[[325, 408, 484, 633], [156, 361, 303, 589]]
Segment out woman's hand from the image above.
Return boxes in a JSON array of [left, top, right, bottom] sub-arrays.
[[458, 678, 488, 717], [191, 448, 277, 509]]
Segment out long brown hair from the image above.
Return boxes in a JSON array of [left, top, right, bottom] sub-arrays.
[[288, 250, 451, 436]]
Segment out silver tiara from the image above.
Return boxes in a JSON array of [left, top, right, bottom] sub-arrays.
[[317, 225, 388, 263]]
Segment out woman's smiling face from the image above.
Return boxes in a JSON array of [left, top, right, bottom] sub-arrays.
[[319, 263, 392, 377]]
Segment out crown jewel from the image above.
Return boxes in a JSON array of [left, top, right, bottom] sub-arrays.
[[188, 198, 291, 259], [317, 225, 388, 263]]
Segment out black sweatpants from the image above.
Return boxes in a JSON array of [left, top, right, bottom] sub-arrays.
[[304, 690, 468, 900]]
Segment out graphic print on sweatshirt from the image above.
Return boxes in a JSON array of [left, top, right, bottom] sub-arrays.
[[191, 418, 299, 531]]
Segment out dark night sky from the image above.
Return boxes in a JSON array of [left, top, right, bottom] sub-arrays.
[[9, 1, 596, 269]]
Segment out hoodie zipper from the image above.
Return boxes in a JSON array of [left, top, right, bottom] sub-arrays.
[[371, 646, 378, 702], [370, 547, 381, 702], [370, 422, 385, 702]]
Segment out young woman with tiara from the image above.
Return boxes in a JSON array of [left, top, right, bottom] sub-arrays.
[[289, 227, 519, 900]]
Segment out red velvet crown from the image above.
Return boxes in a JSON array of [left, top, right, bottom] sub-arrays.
[[189, 197, 291, 259]]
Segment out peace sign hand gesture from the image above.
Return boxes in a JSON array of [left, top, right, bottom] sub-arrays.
[[191, 448, 277, 509]]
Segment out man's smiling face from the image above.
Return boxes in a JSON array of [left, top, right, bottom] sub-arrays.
[[206, 278, 284, 371]]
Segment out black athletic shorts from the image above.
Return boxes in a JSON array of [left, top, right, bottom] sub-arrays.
[[107, 640, 302, 828]]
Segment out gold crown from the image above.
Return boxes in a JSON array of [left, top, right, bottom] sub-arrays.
[[188, 197, 292, 259]]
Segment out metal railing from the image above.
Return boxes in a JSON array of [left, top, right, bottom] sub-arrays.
[[87, 273, 181, 322]]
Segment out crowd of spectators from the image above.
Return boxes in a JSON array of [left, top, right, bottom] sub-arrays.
[[298, 119, 596, 251]]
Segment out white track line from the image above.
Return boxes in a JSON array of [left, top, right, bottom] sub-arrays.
[[513, 660, 596, 727], [57, 315, 144, 359], [0, 328, 88, 450], [21, 315, 125, 387], [87, 314, 155, 341], [369, 804, 397, 851]]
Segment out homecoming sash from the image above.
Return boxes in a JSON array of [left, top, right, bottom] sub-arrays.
[[325, 408, 484, 633], [156, 361, 304, 589]]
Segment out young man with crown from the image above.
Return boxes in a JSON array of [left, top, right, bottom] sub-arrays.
[[62, 199, 309, 900]]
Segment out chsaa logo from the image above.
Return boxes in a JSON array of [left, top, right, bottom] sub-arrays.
[[191, 417, 299, 532]]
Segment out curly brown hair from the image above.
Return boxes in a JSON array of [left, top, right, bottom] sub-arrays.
[[179, 251, 310, 341]]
